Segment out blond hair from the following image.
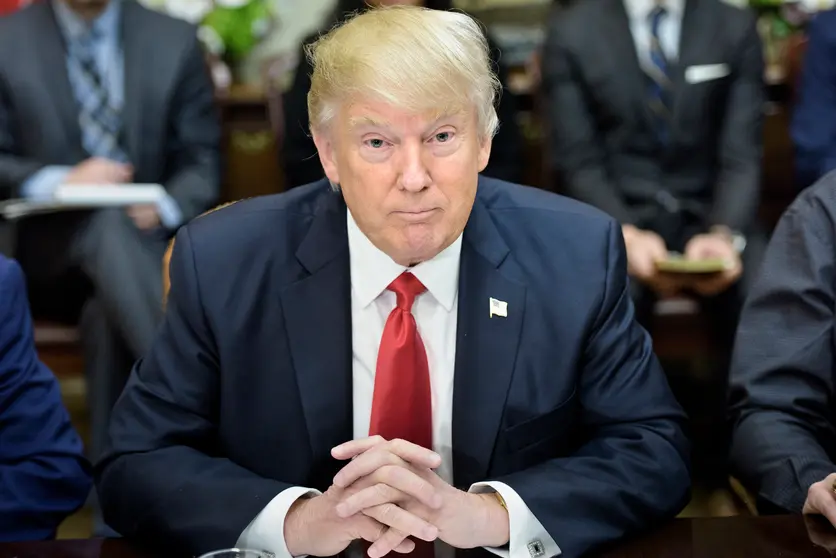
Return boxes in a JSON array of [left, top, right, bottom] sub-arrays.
[[305, 5, 500, 140]]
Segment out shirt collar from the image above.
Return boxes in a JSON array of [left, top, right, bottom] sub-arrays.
[[347, 208, 462, 312], [623, 0, 684, 21], [53, 0, 121, 44]]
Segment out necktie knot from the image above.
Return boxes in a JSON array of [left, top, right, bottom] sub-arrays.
[[388, 272, 426, 312]]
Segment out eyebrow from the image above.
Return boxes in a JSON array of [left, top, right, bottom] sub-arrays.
[[347, 112, 461, 134]]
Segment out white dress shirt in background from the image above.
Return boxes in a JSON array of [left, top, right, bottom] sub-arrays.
[[236, 209, 560, 558], [623, 0, 685, 68]]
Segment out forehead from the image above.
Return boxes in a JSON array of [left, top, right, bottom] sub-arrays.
[[340, 99, 472, 133]]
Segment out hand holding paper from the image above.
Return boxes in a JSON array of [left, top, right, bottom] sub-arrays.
[[64, 157, 133, 185]]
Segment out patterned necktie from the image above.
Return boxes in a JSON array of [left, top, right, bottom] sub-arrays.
[[647, 4, 672, 144], [369, 272, 434, 558], [69, 28, 128, 162]]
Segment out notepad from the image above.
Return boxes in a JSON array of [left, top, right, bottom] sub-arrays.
[[656, 256, 729, 274], [0, 184, 165, 220]]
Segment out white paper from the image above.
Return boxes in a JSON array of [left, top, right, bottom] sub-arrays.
[[0, 183, 166, 220]]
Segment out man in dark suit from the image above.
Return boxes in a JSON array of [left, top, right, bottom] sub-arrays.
[[542, 0, 765, 489], [0, 0, 220, 497], [542, 0, 764, 324], [729, 174, 836, 522], [0, 254, 92, 541], [97, 7, 690, 558], [792, 9, 836, 190]]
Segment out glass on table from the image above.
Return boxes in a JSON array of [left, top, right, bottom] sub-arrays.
[[198, 549, 275, 558]]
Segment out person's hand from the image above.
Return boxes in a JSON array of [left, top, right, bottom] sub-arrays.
[[804, 473, 836, 529], [64, 157, 133, 185], [126, 204, 160, 230], [332, 437, 510, 556], [683, 230, 742, 296], [283, 482, 431, 558], [622, 225, 678, 295]]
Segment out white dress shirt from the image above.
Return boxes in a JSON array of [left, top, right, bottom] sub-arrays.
[[623, 0, 685, 68], [236, 209, 560, 558]]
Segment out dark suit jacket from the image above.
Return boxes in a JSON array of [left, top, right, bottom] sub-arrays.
[[542, 0, 763, 236], [96, 177, 690, 557], [729, 173, 836, 513], [791, 9, 836, 190], [283, 33, 524, 187], [0, 254, 91, 540], [0, 0, 220, 223]]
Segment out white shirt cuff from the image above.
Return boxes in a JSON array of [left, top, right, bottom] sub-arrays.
[[156, 193, 184, 230], [469, 481, 561, 558], [236, 486, 322, 558]]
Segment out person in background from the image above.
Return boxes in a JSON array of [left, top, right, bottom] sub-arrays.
[[0, 0, 221, 533], [96, 7, 689, 558], [791, 9, 836, 189], [282, 0, 524, 188], [541, 0, 766, 492], [0, 254, 91, 541], [729, 175, 836, 522]]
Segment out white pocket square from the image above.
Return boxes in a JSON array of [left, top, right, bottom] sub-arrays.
[[685, 64, 730, 84]]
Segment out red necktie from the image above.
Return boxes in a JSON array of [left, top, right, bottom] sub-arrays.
[[369, 272, 432, 449], [369, 272, 434, 558]]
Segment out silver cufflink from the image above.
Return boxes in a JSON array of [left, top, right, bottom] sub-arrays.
[[527, 540, 545, 558]]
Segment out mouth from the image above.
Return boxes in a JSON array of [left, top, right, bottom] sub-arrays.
[[393, 209, 439, 222]]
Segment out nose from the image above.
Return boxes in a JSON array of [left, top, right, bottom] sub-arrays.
[[397, 141, 431, 192]]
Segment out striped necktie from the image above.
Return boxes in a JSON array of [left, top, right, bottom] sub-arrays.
[[647, 4, 672, 144], [69, 28, 128, 162]]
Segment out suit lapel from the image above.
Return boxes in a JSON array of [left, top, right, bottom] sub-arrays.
[[452, 190, 526, 487], [120, 0, 145, 166], [281, 188, 353, 468], [34, 2, 83, 151], [603, 0, 657, 131]]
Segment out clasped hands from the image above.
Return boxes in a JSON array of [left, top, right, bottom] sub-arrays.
[[622, 224, 742, 297], [284, 436, 510, 558]]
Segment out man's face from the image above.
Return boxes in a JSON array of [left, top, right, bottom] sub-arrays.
[[63, 0, 110, 19], [313, 99, 491, 265]]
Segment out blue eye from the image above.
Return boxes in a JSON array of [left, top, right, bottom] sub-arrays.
[[435, 132, 451, 142], [367, 139, 385, 148]]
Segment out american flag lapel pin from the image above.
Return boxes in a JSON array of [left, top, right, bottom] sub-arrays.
[[489, 297, 508, 318]]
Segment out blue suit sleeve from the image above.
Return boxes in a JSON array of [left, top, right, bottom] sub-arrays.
[[0, 257, 92, 541], [95, 226, 290, 556], [488, 220, 691, 557], [791, 11, 836, 189]]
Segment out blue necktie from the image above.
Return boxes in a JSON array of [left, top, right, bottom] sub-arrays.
[[647, 5, 672, 144], [69, 28, 128, 162]]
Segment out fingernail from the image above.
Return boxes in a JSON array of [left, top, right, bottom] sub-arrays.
[[424, 525, 438, 540]]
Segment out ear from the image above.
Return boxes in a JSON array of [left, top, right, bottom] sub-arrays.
[[312, 128, 341, 185], [477, 134, 492, 173]]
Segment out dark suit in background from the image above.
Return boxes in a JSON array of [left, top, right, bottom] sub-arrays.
[[97, 178, 690, 557], [542, 0, 765, 482], [284, 28, 523, 186], [0, 0, 220, 530], [0, 254, 91, 541], [729, 175, 836, 514], [791, 9, 836, 190]]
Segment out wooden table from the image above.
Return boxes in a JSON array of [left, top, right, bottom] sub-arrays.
[[3, 516, 836, 558]]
